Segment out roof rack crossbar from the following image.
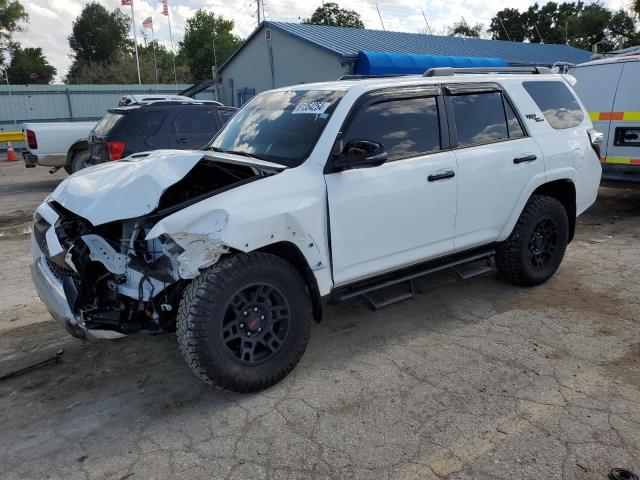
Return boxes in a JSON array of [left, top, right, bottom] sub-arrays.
[[423, 66, 552, 77]]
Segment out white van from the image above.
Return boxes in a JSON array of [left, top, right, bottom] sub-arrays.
[[570, 56, 640, 183]]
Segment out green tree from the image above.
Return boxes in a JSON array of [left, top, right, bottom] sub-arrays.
[[179, 10, 241, 81], [448, 19, 484, 38], [66, 2, 131, 83], [6, 46, 55, 84], [302, 2, 364, 28], [139, 40, 191, 84], [0, 0, 28, 66], [489, 8, 528, 41]]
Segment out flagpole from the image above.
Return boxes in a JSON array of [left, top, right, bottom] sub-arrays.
[[151, 24, 159, 90], [130, 1, 141, 84], [166, 4, 178, 85]]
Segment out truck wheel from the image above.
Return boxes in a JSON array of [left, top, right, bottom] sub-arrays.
[[496, 195, 569, 287], [177, 252, 313, 392], [69, 151, 90, 174]]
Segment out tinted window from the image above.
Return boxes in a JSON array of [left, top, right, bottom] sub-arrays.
[[451, 92, 509, 147], [523, 81, 584, 129], [505, 99, 525, 139], [346, 97, 440, 161], [217, 109, 235, 125], [175, 108, 219, 135], [210, 90, 344, 167], [93, 113, 123, 135], [126, 110, 168, 136]]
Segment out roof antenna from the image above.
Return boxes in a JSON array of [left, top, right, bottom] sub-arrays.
[[421, 9, 433, 35], [375, 3, 386, 31]]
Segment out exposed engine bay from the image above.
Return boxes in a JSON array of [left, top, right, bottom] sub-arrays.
[[34, 158, 279, 336]]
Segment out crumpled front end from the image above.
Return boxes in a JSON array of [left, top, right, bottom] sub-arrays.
[[30, 153, 280, 339], [31, 201, 234, 339]]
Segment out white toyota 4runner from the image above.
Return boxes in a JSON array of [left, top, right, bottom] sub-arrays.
[[31, 67, 602, 392]]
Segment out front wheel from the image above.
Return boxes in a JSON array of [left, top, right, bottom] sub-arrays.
[[177, 252, 313, 392], [496, 195, 569, 286]]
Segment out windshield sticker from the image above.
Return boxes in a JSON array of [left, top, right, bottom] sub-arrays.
[[292, 102, 332, 115]]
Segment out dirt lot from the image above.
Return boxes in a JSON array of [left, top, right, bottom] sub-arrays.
[[0, 161, 638, 480]]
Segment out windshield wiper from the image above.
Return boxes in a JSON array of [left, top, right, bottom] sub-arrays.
[[209, 147, 272, 162]]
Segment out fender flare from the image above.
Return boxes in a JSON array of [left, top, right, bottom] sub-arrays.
[[65, 139, 89, 166], [498, 168, 577, 241]]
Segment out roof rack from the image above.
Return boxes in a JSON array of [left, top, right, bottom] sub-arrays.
[[423, 66, 552, 77], [339, 74, 411, 80]]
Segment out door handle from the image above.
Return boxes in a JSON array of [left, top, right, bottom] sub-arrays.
[[428, 170, 455, 182], [513, 154, 537, 164], [177, 137, 188, 144]]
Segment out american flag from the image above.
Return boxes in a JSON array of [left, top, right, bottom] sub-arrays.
[[142, 17, 153, 29], [121, 0, 132, 5], [161, 0, 169, 16]]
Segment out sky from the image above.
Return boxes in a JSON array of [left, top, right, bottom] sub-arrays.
[[14, 0, 630, 82]]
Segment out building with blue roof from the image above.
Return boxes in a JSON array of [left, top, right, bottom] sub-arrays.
[[217, 21, 591, 107]]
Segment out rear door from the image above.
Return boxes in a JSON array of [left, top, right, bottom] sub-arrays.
[[570, 63, 624, 164], [446, 83, 544, 250], [172, 106, 221, 149], [606, 61, 640, 173]]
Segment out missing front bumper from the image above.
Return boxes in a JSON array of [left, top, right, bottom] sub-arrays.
[[31, 257, 126, 341]]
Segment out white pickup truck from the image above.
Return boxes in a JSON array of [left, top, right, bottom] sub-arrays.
[[22, 121, 96, 173]]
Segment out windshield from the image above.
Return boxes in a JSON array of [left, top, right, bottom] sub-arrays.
[[209, 89, 345, 167]]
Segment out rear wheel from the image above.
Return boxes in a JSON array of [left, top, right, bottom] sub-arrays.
[[496, 195, 569, 286], [177, 252, 313, 392], [69, 151, 90, 174]]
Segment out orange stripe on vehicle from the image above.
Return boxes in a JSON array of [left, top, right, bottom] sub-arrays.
[[589, 111, 640, 121], [600, 112, 624, 121], [630, 159, 640, 166]]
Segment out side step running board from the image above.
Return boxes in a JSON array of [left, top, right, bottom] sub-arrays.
[[331, 247, 496, 309], [361, 280, 415, 310]]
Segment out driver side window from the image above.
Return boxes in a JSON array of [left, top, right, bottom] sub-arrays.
[[344, 96, 441, 161]]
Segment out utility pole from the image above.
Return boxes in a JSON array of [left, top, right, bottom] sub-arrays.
[[256, 0, 261, 26], [421, 9, 433, 35], [375, 3, 385, 31], [499, 17, 511, 41]]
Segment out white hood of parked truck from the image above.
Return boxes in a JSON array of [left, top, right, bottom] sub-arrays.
[[49, 150, 204, 225]]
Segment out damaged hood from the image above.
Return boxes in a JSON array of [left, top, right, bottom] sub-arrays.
[[48, 149, 281, 226]]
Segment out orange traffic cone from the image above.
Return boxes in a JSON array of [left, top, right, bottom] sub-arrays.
[[6, 142, 17, 162]]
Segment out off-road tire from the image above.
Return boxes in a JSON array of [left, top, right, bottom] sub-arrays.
[[496, 195, 569, 287], [177, 252, 313, 392], [69, 151, 90, 174]]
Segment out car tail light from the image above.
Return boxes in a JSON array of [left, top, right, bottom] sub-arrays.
[[587, 128, 604, 159], [26, 130, 38, 149], [107, 141, 126, 161]]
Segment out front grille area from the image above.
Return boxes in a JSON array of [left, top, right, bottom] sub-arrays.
[[41, 240, 81, 288]]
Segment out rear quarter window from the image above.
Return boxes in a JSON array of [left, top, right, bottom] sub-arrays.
[[523, 81, 584, 129], [93, 113, 123, 135]]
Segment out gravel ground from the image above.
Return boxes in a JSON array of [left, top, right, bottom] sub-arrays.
[[0, 161, 638, 480]]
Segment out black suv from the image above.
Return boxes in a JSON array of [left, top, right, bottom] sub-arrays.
[[87, 101, 237, 165]]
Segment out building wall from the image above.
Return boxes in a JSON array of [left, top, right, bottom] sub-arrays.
[[220, 26, 351, 107]]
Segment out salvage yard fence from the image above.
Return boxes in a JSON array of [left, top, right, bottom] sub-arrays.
[[0, 84, 214, 154]]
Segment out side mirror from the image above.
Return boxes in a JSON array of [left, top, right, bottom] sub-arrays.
[[332, 139, 387, 170]]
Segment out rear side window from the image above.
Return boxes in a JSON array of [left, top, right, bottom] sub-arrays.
[[93, 114, 123, 135], [523, 81, 584, 129], [126, 110, 168, 136], [175, 108, 219, 135], [345, 97, 440, 161], [450, 92, 509, 146]]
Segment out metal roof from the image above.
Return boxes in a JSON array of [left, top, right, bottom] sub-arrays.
[[220, 21, 591, 71]]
